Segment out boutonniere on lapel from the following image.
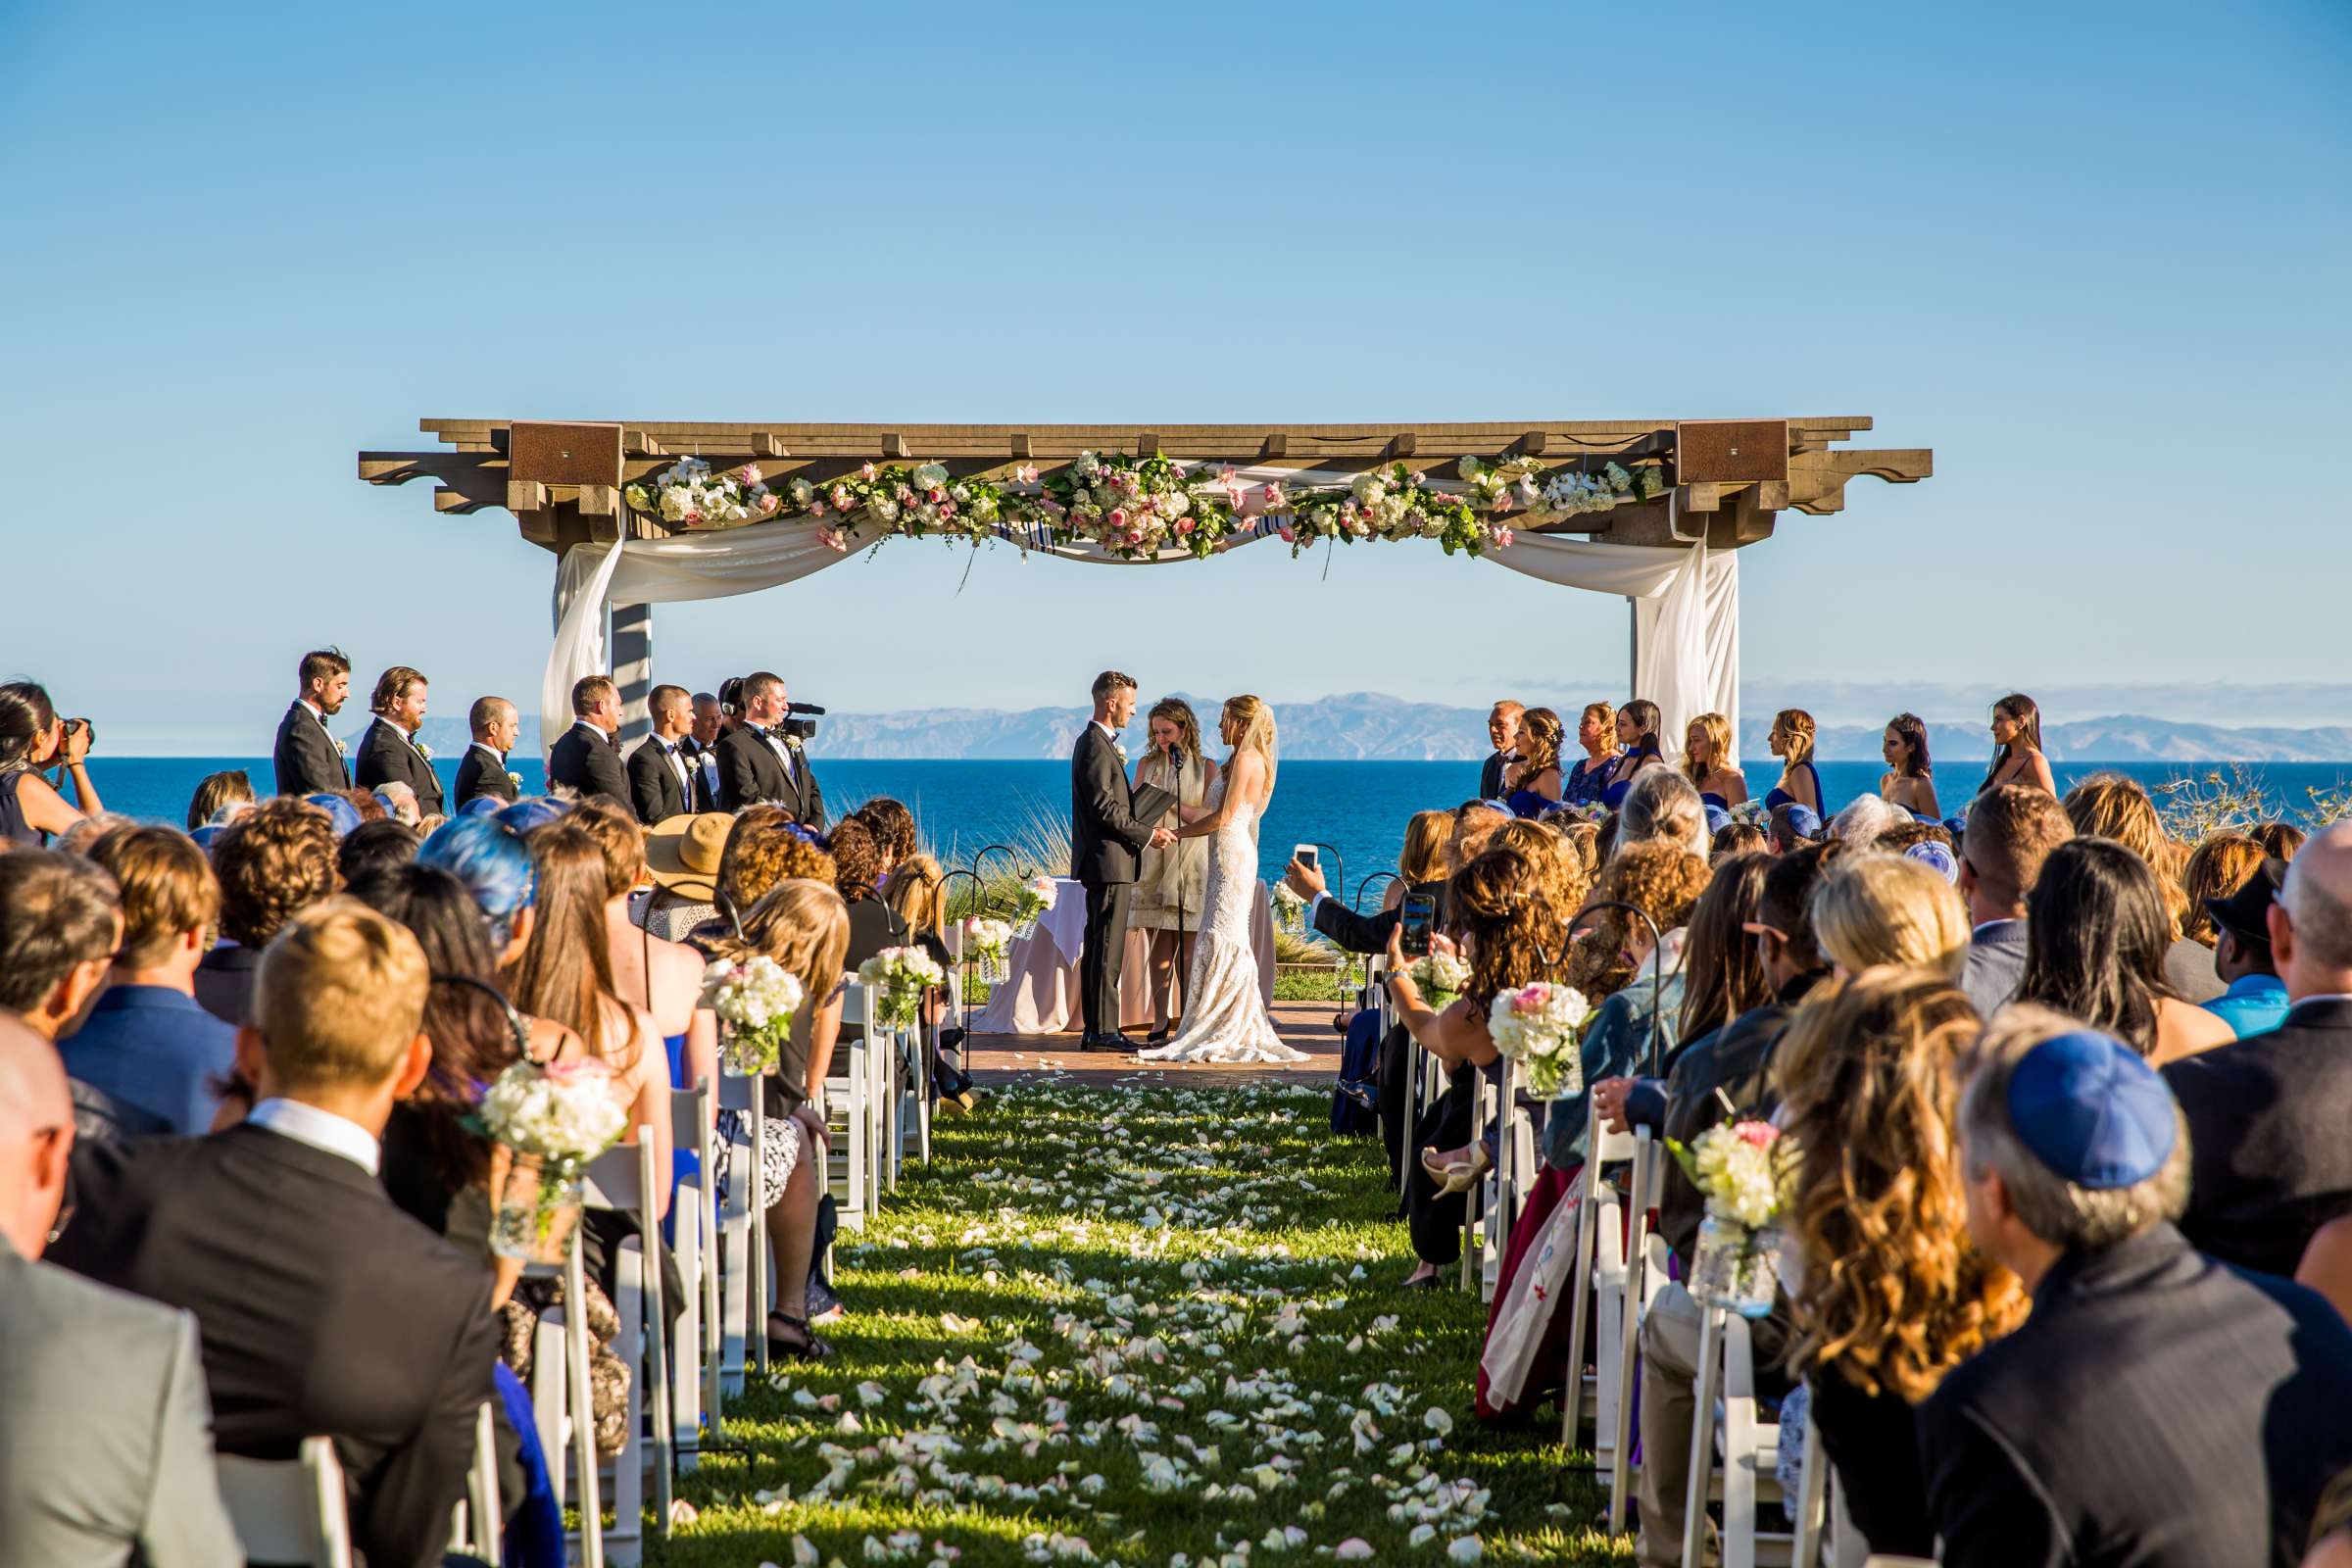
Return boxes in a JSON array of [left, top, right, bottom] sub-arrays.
[[413, 738, 434, 762], [1113, 740, 1129, 764], [333, 735, 350, 758], [507, 770, 524, 790]]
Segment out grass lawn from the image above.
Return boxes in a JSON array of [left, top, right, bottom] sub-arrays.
[[656, 1081, 1631, 1566]]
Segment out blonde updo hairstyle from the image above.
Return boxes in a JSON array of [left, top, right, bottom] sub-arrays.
[[1219, 695, 1278, 795]]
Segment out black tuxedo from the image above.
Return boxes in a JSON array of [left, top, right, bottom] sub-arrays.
[[452, 743, 518, 808], [680, 737, 722, 812], [627, 734, 695, 825], [50, 1122, 500, 1568], [1919, 1224, 2352, 1568], [547, 720, 633, 814], [714, 725, 824, 826], [1070, 724, 1158, 1039], [270, 701, 349, 797], [2164, 996, 2352, 1279], [1478, 750, 1512, 801], [352, 717, 444, 817]]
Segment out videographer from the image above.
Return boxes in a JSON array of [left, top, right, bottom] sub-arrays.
[[714, 670, 825, 827], [1, 680, 102, 848]]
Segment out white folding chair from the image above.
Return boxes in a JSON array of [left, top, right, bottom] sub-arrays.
[[712, 1068, 764, 1391], [1459, 1067, 1491, 1293], [824, 987, 874, 1230], [1788, 1391, 1868, 1568], [668, 1080, 714, 1470], [447, 1400, 505, 1565], [216, 1437, 355, 1568], [1683, 1307, 1793, 1568]]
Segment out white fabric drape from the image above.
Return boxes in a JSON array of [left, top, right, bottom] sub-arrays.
[[1481, 527, 1740, 765], [546, 506, 1740, 764]]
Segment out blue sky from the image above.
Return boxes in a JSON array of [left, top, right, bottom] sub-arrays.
[[3, 0, 2347, 751]]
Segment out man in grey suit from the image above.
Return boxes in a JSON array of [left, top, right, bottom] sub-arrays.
[[1957, 783, 2075, 1017], [0, 1013, 240, 1567]]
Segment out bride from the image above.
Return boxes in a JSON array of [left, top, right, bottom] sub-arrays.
[[1136, 696, 1305, 1064]]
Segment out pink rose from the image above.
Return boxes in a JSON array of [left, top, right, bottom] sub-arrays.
[[1261, 482, 1287, 512], [1107, 508, 1128, 531], [928, 487, 945, 504], [681, 509, 703, 526], [1493, 527, 1514, 548], [859, 463, 878, 481], [1517, 983, 1550, 1009], [808, 500, 828, 516], [830, 486, 852, 510], [1176, 517, 1195, 534], [760, 493, 779, 513], [1733, 1121, 1779, 1149]]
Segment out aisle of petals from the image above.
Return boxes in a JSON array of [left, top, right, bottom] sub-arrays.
[[662, 1081, 1619, 1566]]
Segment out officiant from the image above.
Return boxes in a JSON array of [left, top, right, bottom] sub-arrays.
[[1131, 698, 1218, 1046]]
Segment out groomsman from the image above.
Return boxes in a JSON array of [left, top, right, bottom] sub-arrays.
[[547, 676, 634, 814], [684, 692, 725, 810], [715, 670, 823, 826], [626, 684, 700, 826], [1478, 701, 1523, 801], [270, 648, 353, 797], [353, 666, 444, 818], [453, 696, 521, 808]]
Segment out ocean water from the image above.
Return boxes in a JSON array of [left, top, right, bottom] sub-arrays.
[[67, 755, 2352, 894]]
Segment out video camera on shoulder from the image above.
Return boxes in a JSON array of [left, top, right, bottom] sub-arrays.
[[778, 701, 824, 742]]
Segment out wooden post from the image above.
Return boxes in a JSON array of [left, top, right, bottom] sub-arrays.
[[612, 603, 654, 744]]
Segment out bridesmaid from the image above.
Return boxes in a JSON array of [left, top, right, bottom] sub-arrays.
[[1600, 699, 1665, 808], [1681, 711, 1747, 808], [1131, 698, 1218, 1043], [1979, 693, 2056, 796], [1763, 708, 1824, 813], [1564, 702, 1621, 806], [1879, 712, 1941, 819], [1502, 708, 1566, 818]]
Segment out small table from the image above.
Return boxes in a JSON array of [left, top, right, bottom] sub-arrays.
[[971, 875, 1277, 1035]]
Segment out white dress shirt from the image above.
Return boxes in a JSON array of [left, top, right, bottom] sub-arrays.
[[247, 1098, 381, 1175], [760, 727, 797, 779]]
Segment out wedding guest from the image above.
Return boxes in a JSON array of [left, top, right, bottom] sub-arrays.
[[327, 787, 384, 829], [685, 693, 724, 809], [270, 647, 353, 797], [2167, 822, 2352, 1279], [1502, 707, 1566, 817], [337, 816, 418, 883], [707, 878, 849, 1360], [353, 665, 443, 817], [1599, 698, 1666, 808], [640, 809, 731, 942], [570, 800, 717, 1106], [2199, 857, 2291, 1039], [1564, 701, 1620, 807], [507, 825, 671, 1227], [2064, 772, 2219, 1002], [2256, 820, 2308, 862], [184, 767, 254, 830], [1811, 852, 1970, 979], [881, 853, 965, 1090], [1979, 691, 2056, 797], [625, 683, 700, 826], [195, 797, 341, 1027], [1955, 784, 2074, 1017], [1132, 698, 1217, 1042], [851, 796, 918, 878], [416, 814, 540, 967], [1767, 802, 1822, 854], [1681, 710, 1747, 808], [50, 900, 501, 1568], [1711, 820, 1768, 861], [1779, 970, 2027, 1557], [1478, 701, 1523, 800], [716, 671, 824, 826], [1382, 842, 1575, 1286], [2308, 1478, 2352, 1568], [0, 1014, 243, 1568], [1923, 1015, 2352, 1566], [454, 695, 522, 808], [548, 674, 633, 813], [1878, 711, 1940, 819], [1763, 707, 1824, 814], [1828, 792, 1903, 851], [683, 807, 835, 951], [63, 827, 238, 1136], [832, 816, 908, 970], [0, 849, 121, 1044], [2012, 838, 2231, 1064], [0, 680, 102, 846], [1615, 763, 1709, 863], [371, 779, 423, 827], [1287, 807, 1496, 954], [2181, 828, 2266, 947], [1636, 842, 1838, 1566]]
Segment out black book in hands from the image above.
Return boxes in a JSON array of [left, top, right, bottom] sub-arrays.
[[1129, 782, 1179, 829]]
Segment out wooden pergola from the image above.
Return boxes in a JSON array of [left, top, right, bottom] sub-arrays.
[[360, 416, 1931, 738]]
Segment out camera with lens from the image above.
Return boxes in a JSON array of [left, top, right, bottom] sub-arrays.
[[777, 701, 824, 742], [64, 717, 95, 751]]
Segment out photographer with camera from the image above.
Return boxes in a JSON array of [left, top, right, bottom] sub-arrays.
[[1, 681, 103, 848], [714, 670, 825, 827]]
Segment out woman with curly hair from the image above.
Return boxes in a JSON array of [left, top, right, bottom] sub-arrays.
[[1775, 967, 2029, 1554], [1381, 842, 1575, 1286], [1564, 701, 1621, 807], [1502, 707, 1566, 818]]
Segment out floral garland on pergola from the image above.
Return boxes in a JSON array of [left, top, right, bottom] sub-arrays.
[[621, 450, 1668, 563]]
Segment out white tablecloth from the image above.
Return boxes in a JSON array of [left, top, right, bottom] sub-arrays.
[[973, 875, 1277, 1035]]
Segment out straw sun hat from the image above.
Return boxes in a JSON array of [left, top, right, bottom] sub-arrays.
[[645, 810, 734, 902]]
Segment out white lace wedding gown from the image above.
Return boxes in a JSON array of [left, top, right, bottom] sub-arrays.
[[1135, 775, 1304, 1064]]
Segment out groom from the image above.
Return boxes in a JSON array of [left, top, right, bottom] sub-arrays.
[[1071, 670, 1176, 1053]]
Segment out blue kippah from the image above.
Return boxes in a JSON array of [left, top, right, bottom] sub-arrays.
[[498, 798, 571, 835], [1784, 805, 1823, 839], [303, 792, 364, 840], [2006, 1030, 2178, 1190], [1941, 816, 1968, 839], [1704, 805, 1733, 835], [1905, 841, 1959, 884], [456, 795, 506, 820]]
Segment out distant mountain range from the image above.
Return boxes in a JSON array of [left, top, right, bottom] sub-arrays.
[[398, 694, 2352, 764]]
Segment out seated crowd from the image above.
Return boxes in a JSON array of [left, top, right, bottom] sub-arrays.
[[0, 663, 961, 1568], [11, 655, 2352, 1567], [1287, 691, 2352, 1566]]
